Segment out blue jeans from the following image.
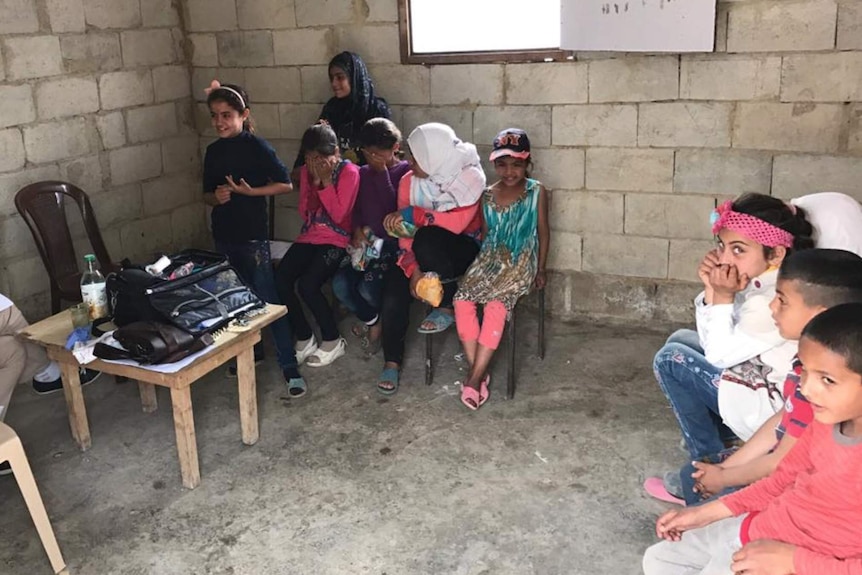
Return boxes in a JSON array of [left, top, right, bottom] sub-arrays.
[[654, 329, 731, 462], [331, 240, 395, 324], [215, 240, 298, 373]]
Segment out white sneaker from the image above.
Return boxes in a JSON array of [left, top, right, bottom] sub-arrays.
[[295, 338, 319, 365], [306, 338, 346, 368]]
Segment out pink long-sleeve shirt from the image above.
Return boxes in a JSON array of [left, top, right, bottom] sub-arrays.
[[721, 420, 862, 574], [295, 161, 360, 249]]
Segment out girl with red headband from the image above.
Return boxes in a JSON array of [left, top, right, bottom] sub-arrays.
[[645, 193, 814, 505]]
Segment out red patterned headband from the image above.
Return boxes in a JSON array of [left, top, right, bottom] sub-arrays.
[[710, 200, 794, 248]]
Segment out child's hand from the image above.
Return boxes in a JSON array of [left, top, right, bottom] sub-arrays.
[[731, 539, 796, 575], [214, 185, 232, 204], [534, 270, 547, 290], [365, 149, 388, 172], [315, 156, 338, 186], [383, 211, 403, 235], [225, 175, 254, 196], [691, 461, 725, 498], [709, 264, 749, 303], [697, 249, 720, 288], [655, 502, 729, 541], [351, 227, 370, 249]]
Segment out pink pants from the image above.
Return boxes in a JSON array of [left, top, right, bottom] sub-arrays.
[[454, 300, 507, 350]]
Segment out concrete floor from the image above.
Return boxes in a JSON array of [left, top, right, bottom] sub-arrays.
[[0, 311, 685, 575]]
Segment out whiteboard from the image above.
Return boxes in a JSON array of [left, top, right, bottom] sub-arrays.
[[561, 0, 716, 52]]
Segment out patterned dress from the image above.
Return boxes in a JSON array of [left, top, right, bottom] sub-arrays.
[[454, 178, 540, 311]]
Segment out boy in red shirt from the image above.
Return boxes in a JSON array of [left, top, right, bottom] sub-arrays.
[[644, 302, 862, 575]]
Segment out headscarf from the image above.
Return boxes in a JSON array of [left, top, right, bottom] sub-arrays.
[[407, 123, 486, 212], [322, 51, 391, 145], [790, 192, 862, 256]]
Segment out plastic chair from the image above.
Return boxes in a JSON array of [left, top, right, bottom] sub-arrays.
[[15, 181, 115, 314], [425, 287, 545, 399], [0, 422, 67, 573]]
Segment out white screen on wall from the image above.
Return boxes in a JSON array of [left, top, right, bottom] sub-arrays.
[[410, 0, 561, 53], [560, 0, 716, 52]]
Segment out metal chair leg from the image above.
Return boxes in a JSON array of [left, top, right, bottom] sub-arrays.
[[425, 332, 433, 386], [538, 287, 545, 360], [507, 306, 516, 400]]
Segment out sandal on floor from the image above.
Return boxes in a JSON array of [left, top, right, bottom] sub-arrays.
[[295, 338, 319, 365], [352, 322, 382, 355], [643, 477, 685, 506], [478, 374, 491, 408], [417, 308, 455, 334], [351, 323, 368, 339], [285, 376, 307, 398], [306, 338, 347, 368], [377, 367, 400, 395], [461, 384, 482, 411]]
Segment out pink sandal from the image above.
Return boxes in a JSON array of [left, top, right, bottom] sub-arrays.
[[643, 477, 686, 506], [461, 385, 481, 411], [478, 374, 491, 407]]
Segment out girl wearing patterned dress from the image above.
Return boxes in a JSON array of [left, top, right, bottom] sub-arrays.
[[453, 129, 550, 410]]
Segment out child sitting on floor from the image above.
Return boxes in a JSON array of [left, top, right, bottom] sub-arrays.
[[453, 129, 549, 410], [644, 303, 862, 575]]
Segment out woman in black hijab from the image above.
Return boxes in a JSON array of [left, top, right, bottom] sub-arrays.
[[294, 52, 391, 169]]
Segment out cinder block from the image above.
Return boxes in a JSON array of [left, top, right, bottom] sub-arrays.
[[401, 107, 473, 143], [336, 25, 401, 64], [142, 173, 196, 215], [0, 0, 38, 34], [549, 190, 623, 234], [244, 67, 301, 103], [191, 67, 246, 102], [99, 70, 155, 110], [189, 34, 218, 67], [531, 148, 585, 192], [547, 230, 583, 271], [3, 36, 63, 81], [60, 33, 122, 73], [185, 0, 238, 32], [506, 63, 588, 105], [588, 57, 678, 103], [273, 29, 332, 65], [83, 0, 142, 29], [625, 194, 715, 239], [850, 104, 862, 155], [24, 118, 90, 164], [162, 136, 201, 175], [237, 0, 296, 29], [583, 233, 669, 278], [6, 256, 50, 301], [552, 105, 637, 147], [217, 31, 274, 67], [473, 106, 551, 148], [120, 214, 173, 261], [0, 47, 4, 82], [638, 103, 732, 148], [91, 184, 143, 228], [430, 65, 504, 106], [0, 84, 36, 130], [772, 155, 862, 201], [109, 143, 162, 186], [295, 0, 355, 26], [141, 0, 180, 27], [60, 154, 104, 195], [781, 53, 862, 102], [669, 240, 716, 282], [714, 3, 729, 52], [838, 1, 862, 49], [127, 103, 178, 143], [733, 103, 843, 154], [172, 202, 207, 247], [195, 103, 216, 137], [251, 103, 280, 139], [121, 30, 177, 68], [46, 0, 86, 33], [367, 0, 398, 22], [0, 128, 25, 173], [727, 0, 837, 52], [0, 165, 61, 217], [279, 104, 321, 140], [0, 214, 38, 260], [674, 150, 772, 196], [586, 148, 674, 192], [680, 56, 781, 101], [367, 65, 428, 105], [96, 112, 126, 150], [153, 66, 191, 102], [35, 77, 100, 120], [300, 66, 333, 104]]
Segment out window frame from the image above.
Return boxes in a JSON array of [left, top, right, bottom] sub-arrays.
[[397, 0, 573, 65]]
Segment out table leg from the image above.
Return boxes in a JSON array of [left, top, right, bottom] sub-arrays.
[[169, 386, 200, 489], [138, 381, 158, 413], [59, 363, 91, 451], [236, 346, 259, 446]]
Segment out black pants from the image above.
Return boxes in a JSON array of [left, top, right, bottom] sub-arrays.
[[275, 242, 345, 342], [381, 227, 479, 365]]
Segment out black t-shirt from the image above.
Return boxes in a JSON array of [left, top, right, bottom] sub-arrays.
[[203, 131, 290, 243]]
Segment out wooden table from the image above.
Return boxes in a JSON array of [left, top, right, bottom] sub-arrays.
[[18, 304, 286, 489]]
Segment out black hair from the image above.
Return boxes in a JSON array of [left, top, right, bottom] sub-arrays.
[[779, 249, 862, 308], [801, 303, 862, 376], [731, 193, 815, 258], [300, 123, 338, 157], [358, 118, 401, 149], [206, 83, 254, 133]]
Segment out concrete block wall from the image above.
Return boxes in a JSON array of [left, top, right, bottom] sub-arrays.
[[143, 0, 862, 323], [0, 0, 206, 318]]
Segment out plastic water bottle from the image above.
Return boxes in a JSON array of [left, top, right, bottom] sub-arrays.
[[80, 254, 108, 320]]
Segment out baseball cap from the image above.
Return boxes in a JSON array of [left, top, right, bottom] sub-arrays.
[[490, 128, 531, 161]]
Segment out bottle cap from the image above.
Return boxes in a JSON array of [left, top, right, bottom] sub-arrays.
[[84, 254, 95, 261]]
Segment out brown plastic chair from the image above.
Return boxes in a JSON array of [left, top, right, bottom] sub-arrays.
[[15, 181, 115, 314], [0, 422, 67, 573]]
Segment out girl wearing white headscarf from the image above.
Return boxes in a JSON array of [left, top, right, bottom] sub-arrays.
[[375, 123, 486, 395]]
